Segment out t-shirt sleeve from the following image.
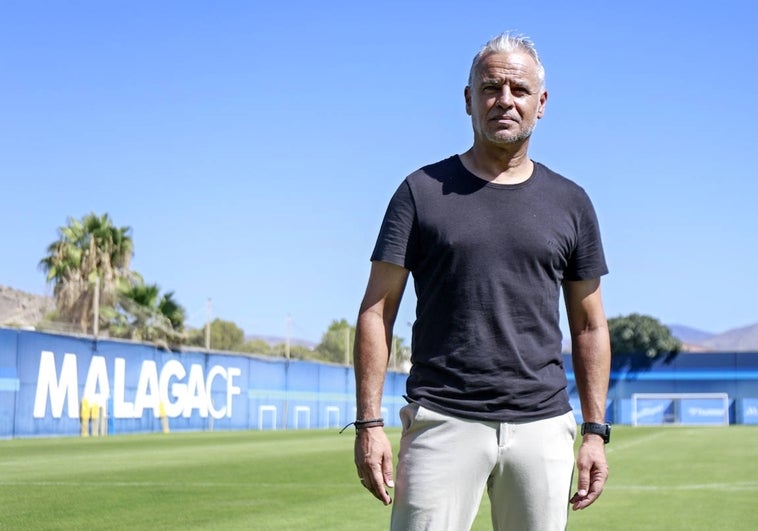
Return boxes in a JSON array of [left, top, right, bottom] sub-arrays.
[[564, 191, 609, 281], [370, 180, 418, 270]]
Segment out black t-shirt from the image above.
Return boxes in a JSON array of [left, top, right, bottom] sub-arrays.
[[371, 156, 608, 422]]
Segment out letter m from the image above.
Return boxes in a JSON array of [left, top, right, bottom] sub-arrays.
[[33, 351, 79, 419]]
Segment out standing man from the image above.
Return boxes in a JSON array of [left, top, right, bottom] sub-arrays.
[[352, 32, 611, 530]]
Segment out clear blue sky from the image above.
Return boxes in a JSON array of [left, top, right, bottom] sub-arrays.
[[2, 1, 757, 343]]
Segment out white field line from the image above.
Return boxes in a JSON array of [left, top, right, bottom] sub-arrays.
[[604, 432, 758, 492], [0, 481, 348, 488], [605, 430, 667, 454], [2, 480, 756, 492]]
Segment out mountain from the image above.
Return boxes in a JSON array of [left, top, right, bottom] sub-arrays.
[[667, 324, 716, 344], [700, 323, 758, 352], [667, 322, 758, 352]]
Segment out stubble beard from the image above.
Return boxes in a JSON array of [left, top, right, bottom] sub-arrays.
[[483, 119, 537, 146]]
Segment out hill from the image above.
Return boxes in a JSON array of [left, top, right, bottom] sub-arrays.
[[0, 285, 54, 328], [667, 324, 715, 344], [0, 285, 318, 347], [667, 322, 758, 352], [699, 322, 758, 352]]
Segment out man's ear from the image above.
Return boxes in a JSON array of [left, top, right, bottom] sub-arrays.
[[537, 89, 548, 119], [464, 86, 472, 116]]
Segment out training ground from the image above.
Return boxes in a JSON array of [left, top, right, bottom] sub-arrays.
[[0, 426, 756, 530]]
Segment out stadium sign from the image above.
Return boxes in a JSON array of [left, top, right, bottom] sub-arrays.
[[634, 403, 668, 421], [686, 407, 725, 417], [741, 399, 758, 424], [33, 351, 242, 420]]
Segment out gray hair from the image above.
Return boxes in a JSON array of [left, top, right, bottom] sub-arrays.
[[468, 32, 545, 88]]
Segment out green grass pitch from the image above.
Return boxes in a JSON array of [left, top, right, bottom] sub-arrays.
[[0, 426, 756, 530]]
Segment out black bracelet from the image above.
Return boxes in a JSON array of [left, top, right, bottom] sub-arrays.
[[339, 417, 384, 434]]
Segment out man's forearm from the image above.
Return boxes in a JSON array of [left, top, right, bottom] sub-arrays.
[[572, 325, 611, 423], [353, 261, 408, 420], [352, 286, 400, 506], [354, 309, 392, 419]]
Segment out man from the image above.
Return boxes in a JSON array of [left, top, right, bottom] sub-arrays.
[[352, 32, 611, 531]]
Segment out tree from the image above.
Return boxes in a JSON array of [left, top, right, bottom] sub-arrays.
[[269, 342, 314, 360], [207, 319, 245, 351], [316, 319, 354, 364], [39, 213, 134, 333], [315, 318, 408, 366], [108, 281, 186, 345], [608, 313, 681, 358], [186, 318, 245, 351], [240, 338, 273, 355]]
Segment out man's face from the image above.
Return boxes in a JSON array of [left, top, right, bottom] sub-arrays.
[[465, 51, 547, 146]]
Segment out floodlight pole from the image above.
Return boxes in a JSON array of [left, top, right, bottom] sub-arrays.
[[285, 314, 292, 360], [344, 327, 350, 366], [205, 298, 212, 351], [392, 337, 398, 371]]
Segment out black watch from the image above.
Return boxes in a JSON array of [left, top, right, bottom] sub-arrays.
[[581, 422, 611, 444]]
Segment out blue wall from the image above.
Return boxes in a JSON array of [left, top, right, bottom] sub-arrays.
[[564, 351, 758, 425], [2, 328, 758, 438], [0, 328, 406, 438]]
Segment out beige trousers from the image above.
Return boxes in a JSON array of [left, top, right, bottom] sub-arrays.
[[390, 404, 576, 531]]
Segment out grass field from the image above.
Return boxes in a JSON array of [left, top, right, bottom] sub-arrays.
[[0, 426, 756, 530]]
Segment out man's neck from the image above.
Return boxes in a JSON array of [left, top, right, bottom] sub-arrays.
[[459, 142, 533, 185]]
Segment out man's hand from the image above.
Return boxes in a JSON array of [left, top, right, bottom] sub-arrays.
[[570, 437, 609, 510], [354, 427, 395, 505]]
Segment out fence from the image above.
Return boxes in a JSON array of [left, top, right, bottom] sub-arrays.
[[0, 328, 406, 438], [2, 327, 758, 438], [565, 351, 758, 425]]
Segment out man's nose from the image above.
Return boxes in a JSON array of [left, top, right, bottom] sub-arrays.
[[495, 86, 513, 108]]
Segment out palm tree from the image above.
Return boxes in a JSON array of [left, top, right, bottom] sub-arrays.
[[110, 282, 186, 345], [39, 213, 135, 333]]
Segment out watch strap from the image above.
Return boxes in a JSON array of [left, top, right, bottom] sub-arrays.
[[581, 422, 611, 444]]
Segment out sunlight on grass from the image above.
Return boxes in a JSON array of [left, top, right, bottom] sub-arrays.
[[0, 427, 755, 530]]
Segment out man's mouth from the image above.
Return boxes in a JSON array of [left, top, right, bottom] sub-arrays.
[[491, 115, 518, 123]]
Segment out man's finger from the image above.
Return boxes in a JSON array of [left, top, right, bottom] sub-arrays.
[[373, 468, 393, 505], [382, 454, 395, 489]]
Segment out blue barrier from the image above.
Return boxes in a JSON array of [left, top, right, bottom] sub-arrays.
[[740, 398, 758, 424], [1, 328, 407, 438], [2, 328, 758, 438]]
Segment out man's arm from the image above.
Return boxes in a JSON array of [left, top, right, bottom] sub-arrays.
[[353, 260, 409, 505], [563, 278, 611, 511]]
